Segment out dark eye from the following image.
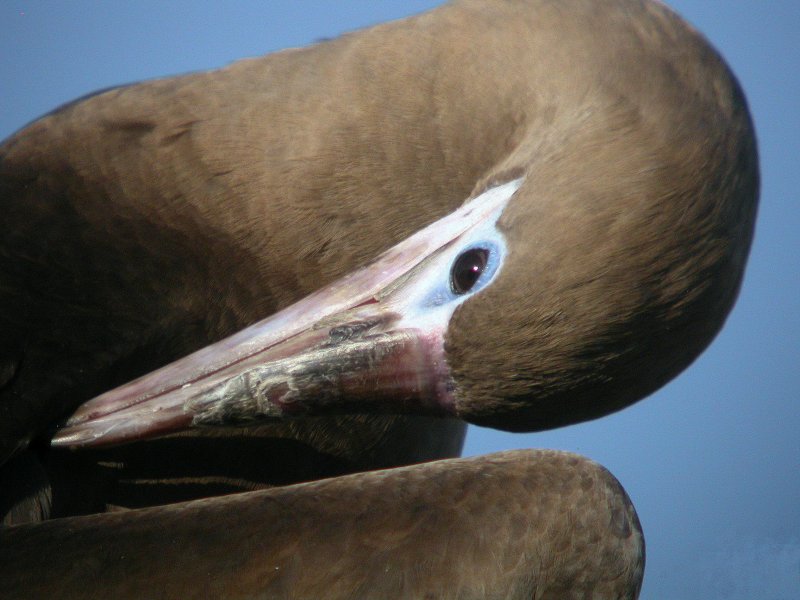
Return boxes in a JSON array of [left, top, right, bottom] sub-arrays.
[[450, 248, 489, 294]]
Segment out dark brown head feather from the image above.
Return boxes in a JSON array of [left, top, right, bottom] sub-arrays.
[[446, 0, 758, 429]]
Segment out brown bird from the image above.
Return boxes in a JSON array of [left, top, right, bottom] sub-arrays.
[[0, 0, 757, 596], [1, 450, 645, 599]]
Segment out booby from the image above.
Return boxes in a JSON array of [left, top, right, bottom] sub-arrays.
[[0, 0, 756, 595]]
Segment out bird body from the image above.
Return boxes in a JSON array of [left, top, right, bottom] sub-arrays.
[[0, 450, 645, 600], [0, 0, 757, 596]]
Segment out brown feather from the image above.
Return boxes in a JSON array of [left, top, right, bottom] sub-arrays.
[[0, 450, 644, 600]]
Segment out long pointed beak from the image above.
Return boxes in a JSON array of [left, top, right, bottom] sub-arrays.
[[51, 179, 522, 449]]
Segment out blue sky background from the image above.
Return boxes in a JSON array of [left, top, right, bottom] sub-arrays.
[[2, 2, 797, 598]]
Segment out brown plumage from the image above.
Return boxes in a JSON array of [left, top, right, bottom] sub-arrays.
[[0, 450, 645, 599], [0, 0, 757, 596]]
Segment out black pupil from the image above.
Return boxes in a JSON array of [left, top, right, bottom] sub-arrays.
[[451, 248, 489, 294]]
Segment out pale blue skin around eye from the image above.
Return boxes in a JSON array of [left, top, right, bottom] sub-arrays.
[[393, 177, 518, 330], [421, 240, 504, 309]]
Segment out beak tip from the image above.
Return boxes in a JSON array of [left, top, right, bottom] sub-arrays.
[[50, 427, 96, 448], [50, 405, 195, 449]]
